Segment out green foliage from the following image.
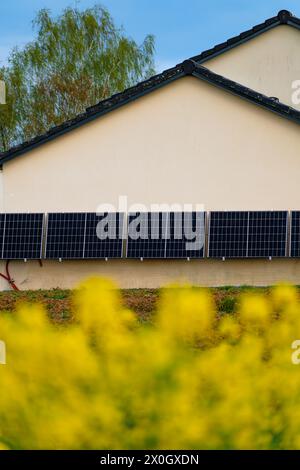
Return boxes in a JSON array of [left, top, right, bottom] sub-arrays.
[[0, 5, 155, 151], [218, 296, 237, 314]]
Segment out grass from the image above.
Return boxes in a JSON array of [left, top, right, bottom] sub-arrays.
[[0, 285, 291, 324]]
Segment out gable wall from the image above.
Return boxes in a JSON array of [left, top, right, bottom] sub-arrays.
[[203, 25, 300, 108]]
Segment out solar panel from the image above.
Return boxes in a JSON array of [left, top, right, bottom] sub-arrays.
[[166, 212, 205, 258], [126, 213, 167, 259], [45, 213, 86, 259], [84, 213, 124, 259], [291, 211, 300, 257], [247, 211, 288, 258], [208, 211, 288, 258], [208, 212, 248, 258], [2, 213, 44, 260]]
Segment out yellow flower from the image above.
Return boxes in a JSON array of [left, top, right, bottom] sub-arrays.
[[0, 279, 299, 449], [271, 284, 298, 310], [157, 286, 215, 342], [240, 294, 271, 331], [218, 316, 241, 341]]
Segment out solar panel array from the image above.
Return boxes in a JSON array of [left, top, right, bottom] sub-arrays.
[[126, 212, 205, 259], [0, 210, 297, 260], [208, 211, 288, 258], [45, 213, 124, 259]]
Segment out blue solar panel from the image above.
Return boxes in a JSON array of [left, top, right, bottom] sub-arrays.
[[84, 213, 124, 259], [127, 212, 205, 259], [1, 213, 44, 260], [208, 212, 248, 258], [45, 213, 86, 259], [126, 213, 167, 259], [208, 211, 288, 258], [166, 212, 205, 258], [45, 212, 124, 259], [247, 211, 288, 258]]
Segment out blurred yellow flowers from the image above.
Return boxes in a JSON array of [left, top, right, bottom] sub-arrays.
[[0, 279, 300, 449]]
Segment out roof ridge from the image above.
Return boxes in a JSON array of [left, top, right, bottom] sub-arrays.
[[190, 10, 300, 63]]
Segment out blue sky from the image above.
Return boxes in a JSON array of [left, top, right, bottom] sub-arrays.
[[1, 0, 300, 71]]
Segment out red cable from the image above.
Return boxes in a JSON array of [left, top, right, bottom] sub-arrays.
[[0, 259, 42, 291], [0, 260, 19, 291]]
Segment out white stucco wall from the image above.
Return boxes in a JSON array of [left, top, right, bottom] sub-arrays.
[[1, 258, 300, 290], [203, 25, 300, 108]]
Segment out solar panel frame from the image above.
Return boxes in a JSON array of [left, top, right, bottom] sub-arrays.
[[45, 212, 86, 260], [83, 212, 124, 259], [247, 211, 288, 258], [126, 212, 168, 259], [208, 211, 249, 258], [166, 212, 206, 259]]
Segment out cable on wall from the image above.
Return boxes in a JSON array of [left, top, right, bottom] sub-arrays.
[[0, 260, 19, 291]]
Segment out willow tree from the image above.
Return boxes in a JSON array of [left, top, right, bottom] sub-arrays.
[[0, 5, 155, 152]]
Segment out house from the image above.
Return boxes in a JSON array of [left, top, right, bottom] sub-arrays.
[[0, 9, 300, 289]]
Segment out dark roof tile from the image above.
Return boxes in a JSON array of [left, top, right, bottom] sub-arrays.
[[190, 10, 300, 63]]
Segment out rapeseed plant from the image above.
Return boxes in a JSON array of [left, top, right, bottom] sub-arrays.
[[0, 278, 300, 449]]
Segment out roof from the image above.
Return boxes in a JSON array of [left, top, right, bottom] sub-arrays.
[[1, 9, 300, 165], [191, 9, 300, 63]]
